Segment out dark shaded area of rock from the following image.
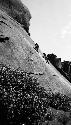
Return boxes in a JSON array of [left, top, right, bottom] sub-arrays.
[[0, 36, 9, 42], [0, 0, 31, 35], [0, 64, 71, 125]]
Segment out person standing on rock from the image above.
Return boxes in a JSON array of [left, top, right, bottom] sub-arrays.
[[34, 43, 39, 52]]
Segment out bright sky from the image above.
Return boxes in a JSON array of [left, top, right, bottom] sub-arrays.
[[22, 0, 71, 61]]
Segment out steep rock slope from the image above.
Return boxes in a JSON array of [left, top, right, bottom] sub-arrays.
[[0, 1, 71, 125], [0, 9, 71, 96]]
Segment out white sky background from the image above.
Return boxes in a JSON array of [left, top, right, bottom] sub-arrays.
[[22, 0, 71, 61]]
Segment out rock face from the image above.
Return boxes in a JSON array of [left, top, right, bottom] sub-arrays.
[[0, 0, 31, 35], [0, 1, 71, 125], [0, 9, 71, 96]]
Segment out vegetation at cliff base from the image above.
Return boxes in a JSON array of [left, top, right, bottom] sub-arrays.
[[0, 64, 71, 125]]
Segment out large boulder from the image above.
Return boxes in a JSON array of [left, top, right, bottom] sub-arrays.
[[0, 0, 31, 35]]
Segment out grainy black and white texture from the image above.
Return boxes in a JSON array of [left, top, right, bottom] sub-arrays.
[[0, 64, 71, 125]]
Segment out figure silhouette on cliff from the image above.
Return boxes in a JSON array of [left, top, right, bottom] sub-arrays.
[[34, 43, 39, 52]]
